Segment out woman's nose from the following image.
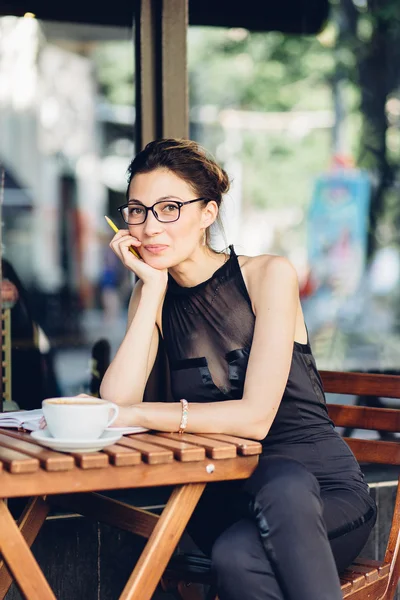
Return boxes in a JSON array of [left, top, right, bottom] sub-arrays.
[[143, 210, 164, 234]]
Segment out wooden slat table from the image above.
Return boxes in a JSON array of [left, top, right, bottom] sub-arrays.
[[0, 428, 261, 600]]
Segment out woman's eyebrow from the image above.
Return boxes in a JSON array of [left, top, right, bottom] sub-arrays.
[[127, 195, 180, 205]]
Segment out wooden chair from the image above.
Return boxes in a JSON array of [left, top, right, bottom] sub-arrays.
[[326, 365, 399, 441], [162, 370, 400, 600]]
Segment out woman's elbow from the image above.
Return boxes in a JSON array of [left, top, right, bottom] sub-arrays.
[[247, 411, 274, 441], [99, 382, 113, 403], [251, 425, 269, 441], [241, 427, 267, 441], [99, 381, 123, 405], [100, 382, 143, 406]]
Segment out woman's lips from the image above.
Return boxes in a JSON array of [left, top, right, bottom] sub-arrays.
[[143, 245, 168, 254]]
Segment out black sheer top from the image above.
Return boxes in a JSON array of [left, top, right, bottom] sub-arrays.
[[162, 246, 336, 447]]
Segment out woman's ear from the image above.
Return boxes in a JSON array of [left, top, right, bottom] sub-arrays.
[[201, 200, 218, 229]]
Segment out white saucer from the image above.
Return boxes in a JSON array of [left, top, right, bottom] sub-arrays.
[[105, 426, 148, 435], [30, 428, 122, 453]]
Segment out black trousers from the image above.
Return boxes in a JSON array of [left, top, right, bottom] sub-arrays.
[[187, 455, 376, 600]]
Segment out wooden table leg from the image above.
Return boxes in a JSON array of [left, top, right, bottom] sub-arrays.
[[119, 483, 206, 600], [0, 497, 50, 600], [0, 499, 55, 600]]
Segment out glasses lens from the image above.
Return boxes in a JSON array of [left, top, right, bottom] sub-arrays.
[[123, 204, 146, 224], [154, 201, 180, 222]]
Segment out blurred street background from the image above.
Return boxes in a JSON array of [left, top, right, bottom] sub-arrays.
[[1, 1, 400, 403]]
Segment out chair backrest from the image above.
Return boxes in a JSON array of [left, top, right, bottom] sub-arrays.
[[321, 370, 400, 599], [321, 370, 400, 466]]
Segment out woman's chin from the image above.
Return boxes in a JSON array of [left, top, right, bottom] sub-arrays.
[[143, 255, 171, 269]]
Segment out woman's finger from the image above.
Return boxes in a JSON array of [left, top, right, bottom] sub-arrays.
[[110, 233, 141, 254], [110, 227, 131, 237], [115, 234, 141, 247], [111, 235, 142, 265]]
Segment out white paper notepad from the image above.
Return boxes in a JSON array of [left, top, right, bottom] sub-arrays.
[[0, 409, 43, 431]]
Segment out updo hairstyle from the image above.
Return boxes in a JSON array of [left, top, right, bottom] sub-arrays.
[[126, 138, 230, 246]]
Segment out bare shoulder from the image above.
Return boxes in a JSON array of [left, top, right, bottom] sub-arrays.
[[238, 254, 298, 310], [239, 254, 298, 288]]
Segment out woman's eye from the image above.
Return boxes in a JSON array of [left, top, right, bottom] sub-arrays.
[[163, 204, 178, 212], [129, 206, 145, 216]]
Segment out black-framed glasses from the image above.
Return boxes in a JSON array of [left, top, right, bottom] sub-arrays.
[[118, 197, 207, 225]]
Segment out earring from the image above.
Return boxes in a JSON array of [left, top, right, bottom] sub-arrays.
[[202, 230, 206, 246]]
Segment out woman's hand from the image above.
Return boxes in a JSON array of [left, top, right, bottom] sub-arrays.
[[110, 230, 168, 291]]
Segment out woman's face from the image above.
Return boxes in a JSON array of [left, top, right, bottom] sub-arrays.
[[127, 168, 217, 268]]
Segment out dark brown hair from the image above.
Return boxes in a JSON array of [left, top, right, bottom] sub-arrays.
[[126, 138, 230, 245]]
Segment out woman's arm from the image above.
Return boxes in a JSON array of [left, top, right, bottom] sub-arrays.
[[100, 229, 168, 406], [100, 280, 163, 406], [115, 256, 300, 439]]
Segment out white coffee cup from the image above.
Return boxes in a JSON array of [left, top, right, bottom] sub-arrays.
[[42, 397, 119, 440]]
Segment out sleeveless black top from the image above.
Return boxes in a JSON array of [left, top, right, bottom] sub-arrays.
[[163, 246, 334, 445], [162, 247, 373, 500]]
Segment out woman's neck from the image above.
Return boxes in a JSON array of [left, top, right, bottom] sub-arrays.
[[168, 247, 227, 288]]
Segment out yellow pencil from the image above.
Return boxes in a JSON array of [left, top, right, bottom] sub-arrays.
[[104, 215, 141, 259]]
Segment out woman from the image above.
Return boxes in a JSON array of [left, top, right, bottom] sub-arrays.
[[101, 138, 376, 600]]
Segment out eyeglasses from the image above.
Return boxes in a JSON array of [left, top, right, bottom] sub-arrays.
[[118, 197, 207, 225]]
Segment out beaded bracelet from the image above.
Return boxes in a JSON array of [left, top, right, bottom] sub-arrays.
[[178, 399, 189, 434]]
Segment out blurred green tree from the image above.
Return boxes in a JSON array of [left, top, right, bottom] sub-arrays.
[[188, 28, 334, 111], [93, 42, 134, 106], [188, 27, 335, 215]]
